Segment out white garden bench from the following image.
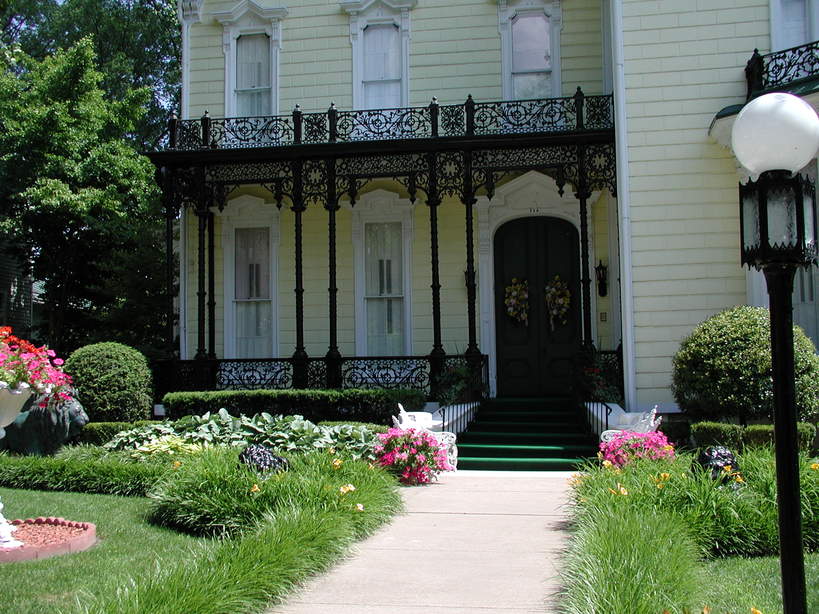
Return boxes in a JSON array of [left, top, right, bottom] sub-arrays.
[[599, 407, 662, 443], [392, 404, 458, 470]]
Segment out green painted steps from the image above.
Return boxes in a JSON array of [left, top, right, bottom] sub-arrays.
[[459, 442, 592, 459], [457, 397, 597, 471], [468, 421, 582, 433], [457, 456, 588, 471], [459, 431, 593, 445]]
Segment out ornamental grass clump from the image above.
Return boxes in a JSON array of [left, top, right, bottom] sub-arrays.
[[571, 448, 819, 557], [374, 427, 452, 485], [148, 447, 401, 537], [598, 429, 676, 467]]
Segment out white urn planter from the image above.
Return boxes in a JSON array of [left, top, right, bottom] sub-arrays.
[[0, 387, 32, 429], [0, 387, 29, 549]]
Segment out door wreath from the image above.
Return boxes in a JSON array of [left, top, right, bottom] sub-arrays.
[[504, 278, 529, 326], [544, 275, 570, 331]]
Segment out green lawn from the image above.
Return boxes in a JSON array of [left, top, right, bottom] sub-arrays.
[[701, 553, 819, 614], [0, 487, 208, 614]]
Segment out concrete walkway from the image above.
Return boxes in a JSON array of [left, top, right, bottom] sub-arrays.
[[269, 470, 573, 614]]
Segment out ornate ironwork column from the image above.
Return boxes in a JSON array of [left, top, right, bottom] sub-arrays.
[[325, 159, 342, 388], [574, 93, 594, 349], [291, 161, 308, 388], [194, 176, 208, 361], [463, 151, 480, 360], [207, 211, 216, 359], [427, 153, 445, 397]]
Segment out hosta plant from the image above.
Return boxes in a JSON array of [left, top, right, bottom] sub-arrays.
[[374, 427, 452, 485], [105, 410, 380, 460], [599, 430, 676, 468]]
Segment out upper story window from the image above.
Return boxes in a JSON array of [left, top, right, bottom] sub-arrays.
[[771, 0, 818, 50], [498, 0, 562, 100], [341, 0, 416, 110], [363, 24, 401, 108], [236, 34, 272, 116], [214, 1, 287, 117], [512, 13, 551, 98]]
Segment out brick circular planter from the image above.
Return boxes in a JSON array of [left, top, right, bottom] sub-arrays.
[[0, 517, 97, 563]]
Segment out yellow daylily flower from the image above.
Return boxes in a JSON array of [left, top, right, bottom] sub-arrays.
[[249, 484, 260, 493], [332, 458, 343, 470], [355, 503, 365, 512]]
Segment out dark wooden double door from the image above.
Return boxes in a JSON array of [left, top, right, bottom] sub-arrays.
[[494, 217, 581, 397]]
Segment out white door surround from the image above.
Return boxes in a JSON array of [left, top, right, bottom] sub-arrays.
[[476, 171, 603, 396], [218, 194, 281, 358]]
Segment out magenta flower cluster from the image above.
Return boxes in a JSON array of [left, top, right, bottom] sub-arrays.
[[0, 326, 72, 400], [374, 427, 453, 485], [598, 430, 676, 468]]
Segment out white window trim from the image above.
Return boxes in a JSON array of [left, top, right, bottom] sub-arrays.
[[350, 189, 414, 355], [340, 0, 416, 109], [178, 0, 204, 119], [218, 195, 280, 359], [214, 0, 287, 117], [770, 0, 819, 51], [498, 0, 562, 100]]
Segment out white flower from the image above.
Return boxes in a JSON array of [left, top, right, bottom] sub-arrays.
[[0, 381, 8, 390]]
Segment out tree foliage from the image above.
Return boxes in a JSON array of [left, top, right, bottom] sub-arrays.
[[0, 39, 168, 355], [1, 0, 179, 148]]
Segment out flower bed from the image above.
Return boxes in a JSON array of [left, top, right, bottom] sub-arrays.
[[562, 444, 819, 613]]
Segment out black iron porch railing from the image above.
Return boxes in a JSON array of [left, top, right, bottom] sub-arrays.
[[153, 354, 490, 402], [745, 40, 819, 100], [166, 89, 614, 151]]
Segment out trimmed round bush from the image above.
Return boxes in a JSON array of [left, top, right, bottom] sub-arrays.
[[672, 306, 819, 423], [65, 342, 153, 423]]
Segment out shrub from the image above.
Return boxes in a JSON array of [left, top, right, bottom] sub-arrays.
[[148, 447, 401, 537], [162, 388, 425, 423], [105, 411, 380, 461], [72, 420, 160, 446], [374, 427, 452, 485], [743, 423, 817, 453], [672, 306, 819, 423], [657, 417, 691, 448], [690, 422, 744, 450], [64, 342, 153, 423], [598, 430, 675, 468], [560, 507, 703, 614], [0, 451, 166, 496]]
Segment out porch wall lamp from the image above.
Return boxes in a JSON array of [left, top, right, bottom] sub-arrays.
[[595, 260, 608, 297], [731, 92, 819, 614]]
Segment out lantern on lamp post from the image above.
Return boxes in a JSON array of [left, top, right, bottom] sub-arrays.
[[731, 92, 819, 614]]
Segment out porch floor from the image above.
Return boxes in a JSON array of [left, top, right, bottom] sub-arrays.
[[267, 470, 572, 613]]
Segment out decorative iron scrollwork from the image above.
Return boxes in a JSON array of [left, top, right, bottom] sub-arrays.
[[473, 97, 577, 135], [215, 359, 293, 390], [208, 116, 295, 149], [341, 357, 431, 392], [335, 107, 432, 141], [306, 358, 328, 389], [762, 41, 819, 92]]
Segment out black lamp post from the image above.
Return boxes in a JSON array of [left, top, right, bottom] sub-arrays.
[[732, 92, 819, 614]]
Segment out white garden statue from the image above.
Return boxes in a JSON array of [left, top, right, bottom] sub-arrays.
[[392, 404, 458, 470], [0, 499, 22, 549], [599, 406, 662, 443]]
